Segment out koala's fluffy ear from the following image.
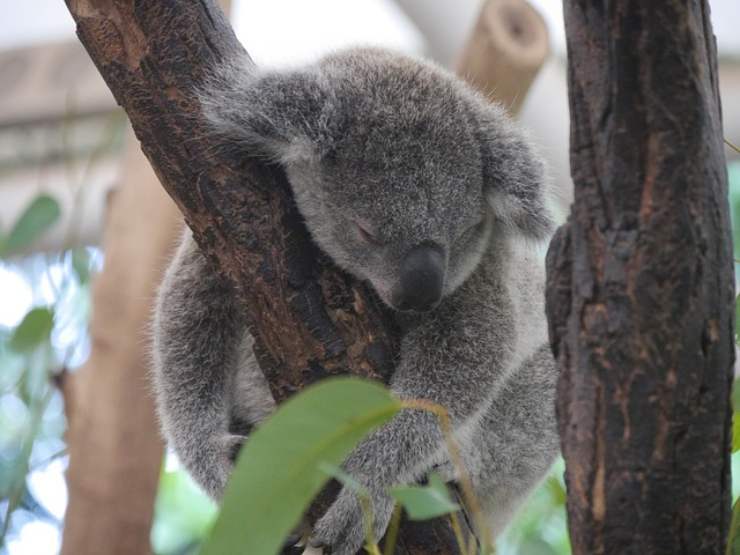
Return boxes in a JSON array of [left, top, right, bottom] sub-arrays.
[[198, 56, 332, 163], [477, 106, 554, 240]]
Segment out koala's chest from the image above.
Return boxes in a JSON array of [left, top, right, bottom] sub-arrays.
[[392, 312, 418, 333]]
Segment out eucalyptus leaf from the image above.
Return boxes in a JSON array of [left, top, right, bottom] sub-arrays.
[[9, 307, 54, 353], [71, 248, 91, 284], [200, 378, 400, 555], [152, 466, 217, 555], [545, 476, 567, 507], [319, 462, 367, 495], [3, 195, 61, 255], [390, 473, 460, 521]]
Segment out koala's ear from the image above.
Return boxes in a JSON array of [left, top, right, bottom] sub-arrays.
[[198, 56, 332, 163], [477, 107, 554, 240]]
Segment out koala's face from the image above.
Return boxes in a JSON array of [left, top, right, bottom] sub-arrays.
[[284, 57, 492, 312], [287, 147, 491, 312]]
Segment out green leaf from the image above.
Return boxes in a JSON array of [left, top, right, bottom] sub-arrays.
[[319, 462, 367, 495], [390, 473, 460, 521], [152, 465, 218, 555], [728, 497, 740, 555], [9, 307, 54, 353], [200, 378, 400, 555], [733, 414, 740, 454], [3, 195, 61, 255], [71, 248, 91, 284], [545, 476, 567, 507]]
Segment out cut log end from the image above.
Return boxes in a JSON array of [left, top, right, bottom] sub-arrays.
[[457, 0, 549, 113]]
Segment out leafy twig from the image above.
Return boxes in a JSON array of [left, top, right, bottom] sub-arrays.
[[401, 399, 492, 552]]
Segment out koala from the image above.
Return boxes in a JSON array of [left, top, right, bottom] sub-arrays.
[[152, 47, 559, 553]]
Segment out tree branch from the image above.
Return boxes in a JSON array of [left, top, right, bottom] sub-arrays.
[[66, 0, 399, 402]]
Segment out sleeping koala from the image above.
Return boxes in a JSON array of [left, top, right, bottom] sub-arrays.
[[152, 47, 559, 553]]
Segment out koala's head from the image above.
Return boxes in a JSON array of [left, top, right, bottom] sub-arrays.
[[201, 48, 552, 312]]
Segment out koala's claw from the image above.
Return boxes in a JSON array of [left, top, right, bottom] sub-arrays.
[[310, 487, 394, 555], [280, 519, 311, 554], [309, 489, 362, 555]]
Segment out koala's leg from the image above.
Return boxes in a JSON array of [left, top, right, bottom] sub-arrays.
[[229, 334, 276, 436], [152, 229, 273, 499], [459, 344, 559, 540]]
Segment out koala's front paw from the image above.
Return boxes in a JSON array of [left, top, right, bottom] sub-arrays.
[[194, 433, 247, 499], [310, 486, 394, 555]]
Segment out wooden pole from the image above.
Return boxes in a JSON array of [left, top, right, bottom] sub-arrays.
[[60, 128, 181, 555], [457, 0, 549, 115], [546, 2, 734, 553]]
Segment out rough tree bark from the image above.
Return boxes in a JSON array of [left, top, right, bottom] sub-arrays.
[[546, 2, 734, 554]]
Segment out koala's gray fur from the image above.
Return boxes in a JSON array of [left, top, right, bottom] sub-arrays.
[[152, 47, 559, 553]]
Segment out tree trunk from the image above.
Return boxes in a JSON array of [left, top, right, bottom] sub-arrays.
[[61, 128, 181, 555], [546, 2, 734, 554]]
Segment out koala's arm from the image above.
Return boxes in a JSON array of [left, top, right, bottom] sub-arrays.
[[462, 344, 559, 537], [152, 230, 249, 499], [354, 303, 513, 481], [312, 283, 515, 552]]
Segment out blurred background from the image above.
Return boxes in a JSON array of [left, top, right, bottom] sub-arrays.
[[0, 1, 739, 554]]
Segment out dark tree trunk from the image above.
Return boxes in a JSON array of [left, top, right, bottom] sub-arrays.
[[62, 0, 469, 552], [546, 2, 734, 554]]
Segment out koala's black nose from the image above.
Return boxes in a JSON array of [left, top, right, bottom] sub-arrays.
[[394, 243, 445, 312]]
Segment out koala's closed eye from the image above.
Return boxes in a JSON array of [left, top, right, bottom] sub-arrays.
[[355, 222, 385, 246]]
